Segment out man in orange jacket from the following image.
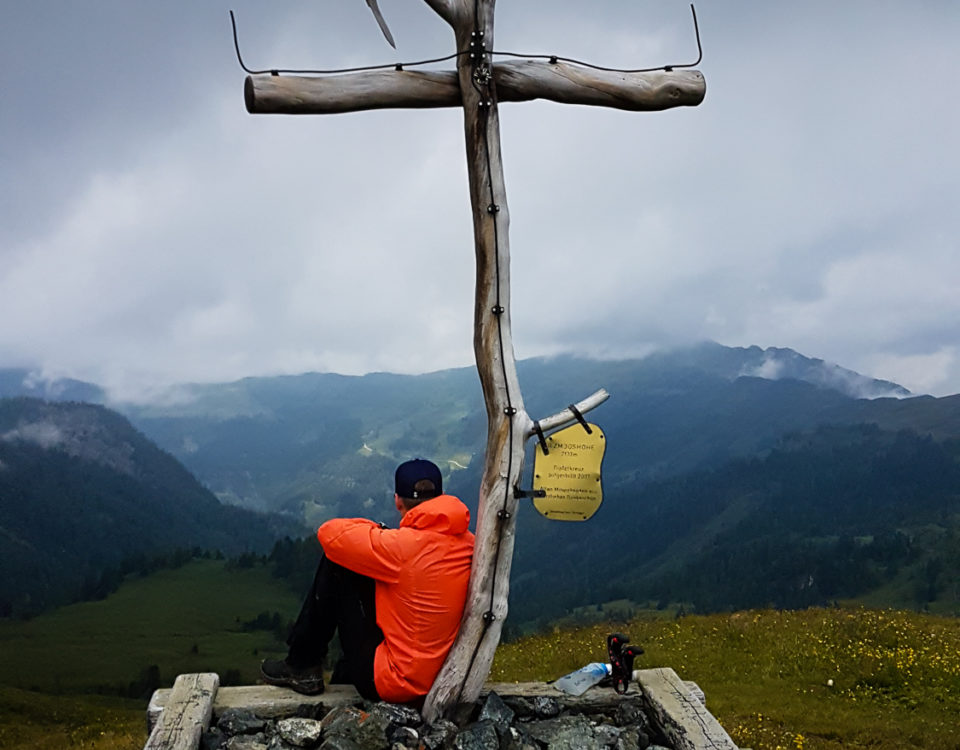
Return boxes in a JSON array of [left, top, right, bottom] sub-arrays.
[[260, 459, 475, 703]]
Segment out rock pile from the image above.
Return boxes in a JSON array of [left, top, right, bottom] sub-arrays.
[[200, 691, 674, 750]]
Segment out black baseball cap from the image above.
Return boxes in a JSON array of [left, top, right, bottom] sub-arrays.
[[395, 458, 442, 500]]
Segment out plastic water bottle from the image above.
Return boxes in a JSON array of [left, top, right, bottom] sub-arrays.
[[552, 662, 612, 696]]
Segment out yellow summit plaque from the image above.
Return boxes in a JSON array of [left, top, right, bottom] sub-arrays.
[[532, 423, 605, 521]]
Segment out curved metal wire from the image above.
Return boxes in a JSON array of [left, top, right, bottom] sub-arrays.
[[230, 10, 467, 75], [230, 4, 703, 77], [488, 4, 702, 73]]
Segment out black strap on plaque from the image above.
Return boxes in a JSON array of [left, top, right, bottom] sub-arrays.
[[567, 403, 592, 434], [533, 420, 549, 455]]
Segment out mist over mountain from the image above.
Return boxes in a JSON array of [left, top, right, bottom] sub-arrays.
[[107, 344, 949, 518], [3, 342, 959, 620], [0, 368, 106, 404], [642, 344, 911, 400], [0, 398, 301, 616], [1, 343, 950, 523]]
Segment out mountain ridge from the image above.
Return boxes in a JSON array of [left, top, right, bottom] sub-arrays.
[[0, 342, 919, 411], [0, 397, 302, 616], [3, 344, 952, 523], [3, 343, 959, 620]]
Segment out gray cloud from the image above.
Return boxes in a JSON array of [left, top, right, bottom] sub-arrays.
[[2, 422, 64, 450], [1, 1, 958, 400]]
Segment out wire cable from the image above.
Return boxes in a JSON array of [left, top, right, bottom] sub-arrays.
[[230, 5, 702, 77], [488, 4, 702, 73], [230, 10, 467, 75]]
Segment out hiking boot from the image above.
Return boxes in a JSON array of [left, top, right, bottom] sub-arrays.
[[259, 659, 325, 695]]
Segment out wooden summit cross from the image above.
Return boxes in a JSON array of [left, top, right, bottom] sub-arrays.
[[241, 0, 705, 721]]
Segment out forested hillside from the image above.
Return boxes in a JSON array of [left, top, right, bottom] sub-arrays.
[[112, 344, 960, 527], [0, 398, 302, 616], [509, 423, 960, 623], [3, 343, 960, 622]]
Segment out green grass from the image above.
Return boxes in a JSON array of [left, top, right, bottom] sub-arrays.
[[0, 688, 143, 750], [0, 559, 298, 695], [5, 564, 960, 750], [492, 607, 960, 749]]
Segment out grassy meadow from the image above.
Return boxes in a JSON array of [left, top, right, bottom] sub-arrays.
[[0, 559, 298, 749], [2, 560, 960, 749], [0, 688, 144, 750], [0, 559, 298, 696], [492, 607, 960, 749]]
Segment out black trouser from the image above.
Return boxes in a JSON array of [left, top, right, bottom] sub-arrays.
[[286, 552, 384, 700]]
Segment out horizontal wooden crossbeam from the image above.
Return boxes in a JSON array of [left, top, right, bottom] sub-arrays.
[[245, 62, 705, 115]]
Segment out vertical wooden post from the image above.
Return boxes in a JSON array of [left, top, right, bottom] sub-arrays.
[[423, 0, 535, 720]]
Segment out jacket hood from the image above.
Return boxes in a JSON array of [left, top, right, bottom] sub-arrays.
[[400, 494, 471, 536]]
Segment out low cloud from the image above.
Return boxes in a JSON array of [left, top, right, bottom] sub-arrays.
[[2, 422, 64, 450], [865, 347, 960, 398], [1, 2, 958, 398], [741, 357, 785, 382]]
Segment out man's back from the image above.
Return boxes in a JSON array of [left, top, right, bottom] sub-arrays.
[[318, 494, 475, 702]]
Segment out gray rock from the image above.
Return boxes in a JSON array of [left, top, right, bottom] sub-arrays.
[[207, 685, 669, 750], [356, 711, 392, 749], [318, 705, 392, 750], [594, 723, 621, 747], [317, 737, 361, 750], [532, 695, 561, 718], [201, 727, 227, 750], [614, 699, 646, 728], [386, 725, 419, 749], [319, 706, 367, 742], [524, 714, 599, 750], [219, 708, 269, 735], [501, 696, 536, 718], [453, 720, 500, 750], [615, 726, 650, 750], [368, 702, 422, 729], [421, 718, 458, 750], [277, 718, 324, 747], [226, 734, 270, 750], [478, 691, 514, 730], [501, 725, 540, 750]]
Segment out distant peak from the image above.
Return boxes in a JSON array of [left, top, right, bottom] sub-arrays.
[[731, 346, 910, 399]]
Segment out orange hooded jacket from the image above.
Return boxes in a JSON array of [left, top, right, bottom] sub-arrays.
[[317, 494, 475, 703]]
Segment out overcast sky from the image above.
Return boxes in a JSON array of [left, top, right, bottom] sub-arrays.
[[1, 1, 957, 401]]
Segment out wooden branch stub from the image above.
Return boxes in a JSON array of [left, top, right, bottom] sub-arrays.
[[245, 64, 705, 115], [144, 673, 218, 750], [530, 388, 610, 437]]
